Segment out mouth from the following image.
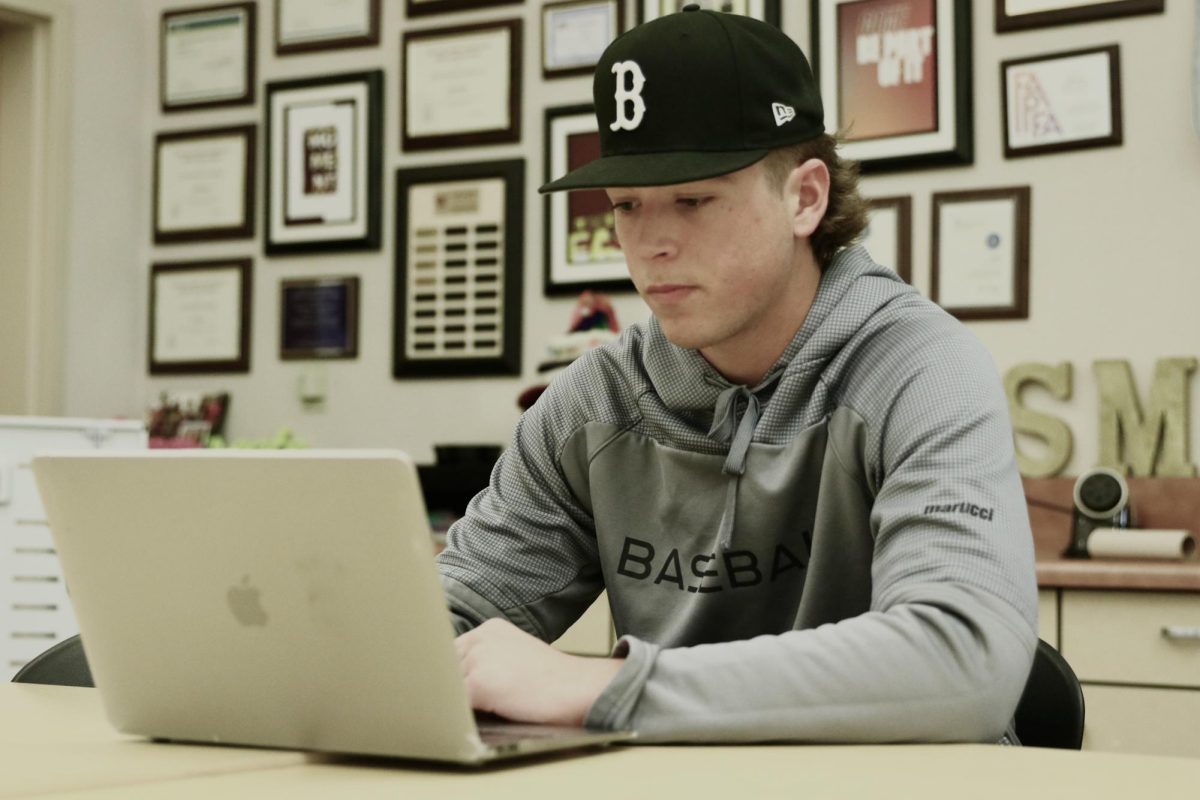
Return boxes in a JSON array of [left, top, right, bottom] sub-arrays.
[[645, 284, 697, 304]]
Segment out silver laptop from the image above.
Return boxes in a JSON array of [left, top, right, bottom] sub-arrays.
[[32, 449, 633, 764]]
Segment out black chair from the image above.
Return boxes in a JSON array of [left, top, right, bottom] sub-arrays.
[[1013, 638, 1085, 749], [11, 634, 94, 688]]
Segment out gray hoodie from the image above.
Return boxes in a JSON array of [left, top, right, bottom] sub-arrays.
[[437, 245, 1038, 743]]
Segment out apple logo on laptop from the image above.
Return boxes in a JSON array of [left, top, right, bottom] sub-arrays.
[[227, 575, 269, 627]]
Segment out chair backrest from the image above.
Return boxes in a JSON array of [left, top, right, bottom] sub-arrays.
[[1013, 638, 1085, 749], [11, 634, 94, 688]]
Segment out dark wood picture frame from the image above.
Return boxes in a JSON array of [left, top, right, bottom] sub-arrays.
[[637, 0, 780, 25], [542, 0, 624, 79], [931, 187, 1031, 322], [401, 19, 522, 152], [264, 70, 383, 256], [543, 103, 634, 297], [1001, 45, 1123, 159], [274, 0, 381, 55], [280, 276, 360, 360], [393, 159, 525, 378], [160, 2, 256, 113], [153, 125, 256, 245], [996, 0, 1163, 33], [405, 0, 521, 18], [811, 0, 973, 172], [864, 196, 913, 283], [148, 259, 252, 375]]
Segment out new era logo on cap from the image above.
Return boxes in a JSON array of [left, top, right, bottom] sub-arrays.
[[772, 102, 796, 127]]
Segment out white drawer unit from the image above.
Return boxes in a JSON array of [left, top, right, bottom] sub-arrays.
[[0, 416, 146, 679]]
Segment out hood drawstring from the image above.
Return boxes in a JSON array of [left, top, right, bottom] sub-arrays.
[[706, 372, 782, 550]]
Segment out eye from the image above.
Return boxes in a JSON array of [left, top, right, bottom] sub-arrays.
[[610, 199, 638, 214], [676, 196, 712, 209]]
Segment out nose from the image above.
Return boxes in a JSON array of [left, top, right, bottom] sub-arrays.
[[627, 217, 679, 264]]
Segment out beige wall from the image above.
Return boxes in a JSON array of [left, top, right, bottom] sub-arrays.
[[55, 1, 1199, 472]]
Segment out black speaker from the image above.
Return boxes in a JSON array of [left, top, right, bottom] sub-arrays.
[[1065, 468, 1133, 558]]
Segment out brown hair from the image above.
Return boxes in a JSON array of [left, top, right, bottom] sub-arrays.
[[761, 134, 869, 270]]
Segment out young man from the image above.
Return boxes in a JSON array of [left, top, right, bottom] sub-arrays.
[[440, 6, 1038, 743]]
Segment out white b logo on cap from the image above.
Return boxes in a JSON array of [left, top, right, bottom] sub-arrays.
[[610, 61, 646, 132]]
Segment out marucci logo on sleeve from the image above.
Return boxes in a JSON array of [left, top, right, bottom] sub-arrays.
[[923, 502, 996, 522]]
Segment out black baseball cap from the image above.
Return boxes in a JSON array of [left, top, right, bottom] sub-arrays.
[[539, 4, 825, 193]]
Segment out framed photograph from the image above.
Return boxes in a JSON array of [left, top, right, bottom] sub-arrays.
[[544, 104, 633, 296], [638, 0, 780, 25], [1002, 45, 1122, 159], [996, 0, 1163, 33], [406, 0, 521, 18], [274, 0, 380, 55], [161, 2, 255, 112], [931, 187, 1031, 321], [154, 125, 255, 244], [148, 259, 252, 375], [812, 0, 972, 172], [861, 196, 912, 283], [542, 0, 623, 79], [265, 71, 383, 255], [280, 276, 360, 359], [402, 20, 522, 151], [393, 160, 524, 378]]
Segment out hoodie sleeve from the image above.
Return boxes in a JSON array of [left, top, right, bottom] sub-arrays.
[[583, 325, 1039, 743]]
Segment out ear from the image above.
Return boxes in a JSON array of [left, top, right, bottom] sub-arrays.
[[784, 159, 830, 240]]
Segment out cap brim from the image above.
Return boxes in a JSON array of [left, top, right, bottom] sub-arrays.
[[539, 149, 769, 193]]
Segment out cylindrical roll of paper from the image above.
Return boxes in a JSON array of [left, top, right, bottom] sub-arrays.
[[1086, 529, 1196, 561]]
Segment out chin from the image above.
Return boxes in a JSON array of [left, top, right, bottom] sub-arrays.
[[655, 318, 711, 351]]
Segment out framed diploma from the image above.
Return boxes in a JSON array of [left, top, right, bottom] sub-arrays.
[[275, 0, 380, 55], [393, 159, 524, 378], [406, 0, 521, 18], [542, 1, 622, 79], [154, 126, 255, 244], [996, 0, 1162, 33], [861, 196, 912, 283], [638, 0, 779, 24], [401, 20, 522, 151], [812, 0, 973, 172], [1002, 45, 1122, 159], [149, 259, 252, 375], [265, 71, 383, 255], [161, 2, 255, 112], [931, 187, 1031, 321], [280, 276, 360, 359], [544, 104, 633, 296]]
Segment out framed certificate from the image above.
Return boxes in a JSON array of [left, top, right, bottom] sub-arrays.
[[931, 187, 1031, 321], [154, 126, 255, 244], [402, 20, 522, 151], [544, 104, 633, 296], [275, 0, 380, 54], [406, 0, 521, 18], [638, 0, 779, 24], [542, 0, 622, 79], [265, 71, 383, 255], [149, 259, 252, 374], [861, 196, 912, 283], [393, 160, 524, 378], [1002, 45, 1122, 159], [161, 2, 255, 112], [812, 0, 973, 172], [996, 0, 1162, 33], [280, 276, 360, 359]]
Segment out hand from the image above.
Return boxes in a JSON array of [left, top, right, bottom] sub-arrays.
[[455, 618, 625, 727]]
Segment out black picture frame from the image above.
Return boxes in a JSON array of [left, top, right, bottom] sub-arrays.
[[811, 0, 973, 172], [148, 259, 253, 375], [153, 125, 256, 245], [393, 160, 524, 378], [1001, 45, 1123, 159], [637, 0, 780, 25], [931, 187, 1031, 322], [264, 70, 383, 256], [280, 276, 360, 360], [274, 0, 381, 55], [543, 103, 634, 297], [996, 0, 1163, 33], [863, 196, 913, 283], [160, 2, 256, 113], [401, 20, 523, 152], [405, 0, 521, 18], [542, 0, 624, 79]]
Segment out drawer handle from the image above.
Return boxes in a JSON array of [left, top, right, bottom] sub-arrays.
[[1160, 626, 1200, 641]]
